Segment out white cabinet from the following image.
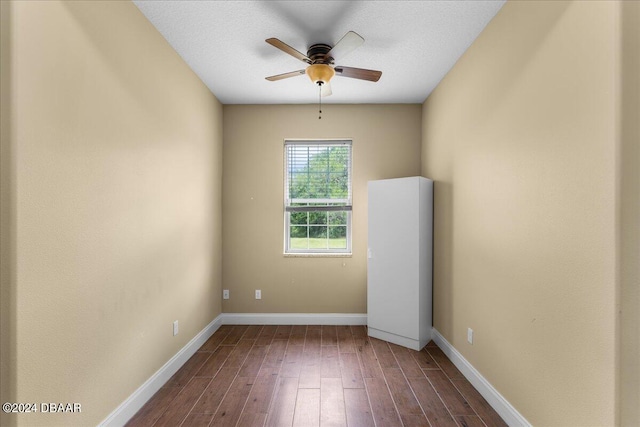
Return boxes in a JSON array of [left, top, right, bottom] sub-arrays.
[[367, 176, 433, 350]]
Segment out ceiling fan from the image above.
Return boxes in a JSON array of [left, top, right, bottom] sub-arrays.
[[265, 31, 382, 98]]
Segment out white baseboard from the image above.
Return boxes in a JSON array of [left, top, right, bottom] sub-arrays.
[[431, 328, 531, 427], [222, 313, 367, 325], [99, 314, 223, 427]]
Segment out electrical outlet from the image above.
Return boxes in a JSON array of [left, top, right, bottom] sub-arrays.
[[173, 320, 179, 336], [467, 327, 473, 344], [255, 289, 261, 300], [223, 289, 229, 300]]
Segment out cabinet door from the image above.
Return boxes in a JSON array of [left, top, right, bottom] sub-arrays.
[[368, 178, 420, 339]]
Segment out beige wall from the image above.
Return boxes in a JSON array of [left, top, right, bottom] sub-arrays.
[[0, 1, 223, 425], [0, 1, 15, 426], [620, 1, 640, 425], [421, 1, 622, 425], [222, 104, 421, 314]]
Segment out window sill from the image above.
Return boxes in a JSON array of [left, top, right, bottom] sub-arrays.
[[284, 252, 352, 258]]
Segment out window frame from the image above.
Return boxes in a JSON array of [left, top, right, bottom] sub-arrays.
[[283, 139, 353, 255]]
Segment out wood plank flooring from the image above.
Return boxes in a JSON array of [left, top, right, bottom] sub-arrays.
[[126, 325, 507, 427]]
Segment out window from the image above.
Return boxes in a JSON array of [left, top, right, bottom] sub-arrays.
[[284, 140, 352, 254]]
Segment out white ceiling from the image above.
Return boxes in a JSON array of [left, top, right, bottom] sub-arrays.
[[133, 1, 505, 105]]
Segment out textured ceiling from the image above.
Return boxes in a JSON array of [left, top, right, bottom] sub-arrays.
[[133, 1, 505, 104]]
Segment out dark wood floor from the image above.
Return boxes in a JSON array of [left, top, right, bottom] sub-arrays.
[[126, 325, 508, 427]]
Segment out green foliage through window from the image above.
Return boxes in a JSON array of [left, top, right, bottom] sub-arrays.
[[288, 146, 350, 201]]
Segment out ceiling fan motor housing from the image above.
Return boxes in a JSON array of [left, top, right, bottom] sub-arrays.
[[305, 44, 335, 85], [307, 44, 334, 64]]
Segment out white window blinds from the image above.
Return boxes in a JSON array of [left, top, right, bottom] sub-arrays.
[[284, 140, 352, 211]]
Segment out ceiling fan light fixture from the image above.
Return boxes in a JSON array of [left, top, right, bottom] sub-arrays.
[[306, 64, 335, 85]]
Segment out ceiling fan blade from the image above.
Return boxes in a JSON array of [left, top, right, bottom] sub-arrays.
[[266, 38, 311, 64], [326, 31, 364, 61], [265, 70, 306, 81], [321, 82, 332, 97], [334, 66, 382, 82]]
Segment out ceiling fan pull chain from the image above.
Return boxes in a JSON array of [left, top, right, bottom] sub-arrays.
[[318, 83, 322, 119]]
